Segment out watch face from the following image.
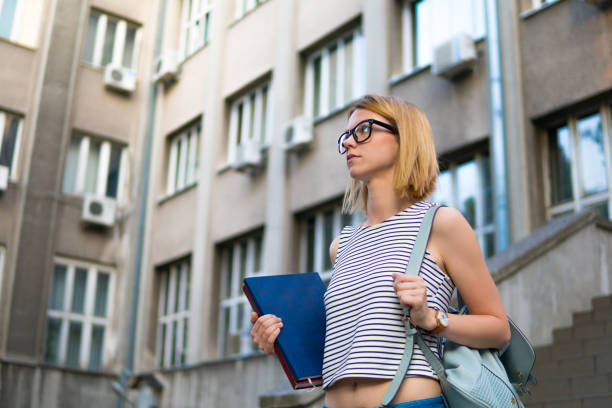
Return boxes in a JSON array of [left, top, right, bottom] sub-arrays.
[[438, 310, 449, 327]]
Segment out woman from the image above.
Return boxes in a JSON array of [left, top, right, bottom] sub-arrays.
[[250, 94, 510, 408]]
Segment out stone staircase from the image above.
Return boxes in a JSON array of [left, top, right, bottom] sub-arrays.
[[522, 295, 612, 408]]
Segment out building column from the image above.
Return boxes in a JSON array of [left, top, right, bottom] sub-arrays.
[[362, 0, 392, 95], [5, 0, 87, 360]]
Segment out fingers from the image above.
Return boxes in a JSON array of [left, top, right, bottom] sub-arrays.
[[250, 311, 259, 324], [250, 314, 283, 354]]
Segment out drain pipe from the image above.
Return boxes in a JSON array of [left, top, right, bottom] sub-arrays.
[[116, 0, 167, 407], [484, 0, 510, 253]]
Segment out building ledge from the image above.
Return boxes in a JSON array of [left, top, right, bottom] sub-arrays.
[[258, 382, 324, 408], [488, 209, 612, 283]]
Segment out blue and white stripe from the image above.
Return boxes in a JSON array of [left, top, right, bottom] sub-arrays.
[[322, 201, 455, 389]]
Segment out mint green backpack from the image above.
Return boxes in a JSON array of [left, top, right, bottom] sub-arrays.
[[382, 205, 536, 408]]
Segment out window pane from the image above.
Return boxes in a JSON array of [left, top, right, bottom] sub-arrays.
[[44, 318, 62, 364], [236, 103, 244, 145], [577, 113, 608, 197], [82, 12, 100, 64], [254, 236, 262, 273], [185, 263, 191, 311], [323, 210, 334, 271], [122, 25, 137, 69], [223, 307, 231, 355], [306, 217, 316, 272], [63, 137, 81, 194], [456, 160, 478, 227], [66, 321, 82, 368], [313, 56, 322, 117], [89, 325, 105, 370], [224, 248, 233, 298], [341, 213, 352, 228], [50, 264, 68, 311], [484, 232, 496, 259], [105, 145, 121, 198], [343, 35, 354, 103], [181, 317, 188, 364], [203, 12, 210, 44], [328, 45, 338, 110], [0, 114, 19, 172], [163, 270, 171, 315], [589, 201, 609, 219], [249, 93, 256, 142], [159, 322, 167, 367], [260, 86, 268, 144], [171, 320, 178, 365], [94, 272, 110, 317], [238, 241, 247, 283], [101, 18, 117, 66], [70, 267, 88, 314], [174, 266, 181, 313], [0, 0, 18, 38], [84, 139, 101, 195], [433, 170, 452, 206], [549, 126, 574, 204]]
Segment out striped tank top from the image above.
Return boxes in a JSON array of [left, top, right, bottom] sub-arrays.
[[322, 201, 455, 389]]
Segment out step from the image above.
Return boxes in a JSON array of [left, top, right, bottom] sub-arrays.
[[523, 372, 612, 403], [538, 336, 612, 363], [531, 352, 612, 379], [524, 393, 612, 408], [553, 320, 612, 344]]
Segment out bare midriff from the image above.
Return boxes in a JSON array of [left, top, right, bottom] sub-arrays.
[[324, 376, 442, 408]]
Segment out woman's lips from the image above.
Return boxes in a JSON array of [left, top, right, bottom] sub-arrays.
[[347, 154, 359, 162]]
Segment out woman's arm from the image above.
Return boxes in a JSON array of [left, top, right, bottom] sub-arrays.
[[394, 207, 510, 350]]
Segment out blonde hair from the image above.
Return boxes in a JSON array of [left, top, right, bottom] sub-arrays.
[[342, 94, 439, 214]]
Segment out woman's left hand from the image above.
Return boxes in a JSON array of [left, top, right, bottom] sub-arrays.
[[391, 273, 435, 330]]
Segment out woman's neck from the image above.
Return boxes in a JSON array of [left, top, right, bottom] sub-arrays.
[[364, 178, 416, 226]]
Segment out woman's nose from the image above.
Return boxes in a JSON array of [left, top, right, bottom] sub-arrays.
[[343, 134, 357, 150]]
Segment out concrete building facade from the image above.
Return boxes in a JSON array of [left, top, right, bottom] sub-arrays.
[[0, 0, 611, 406]]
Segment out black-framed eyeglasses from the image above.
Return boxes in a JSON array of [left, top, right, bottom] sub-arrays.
[[337, 119, 398, 154]]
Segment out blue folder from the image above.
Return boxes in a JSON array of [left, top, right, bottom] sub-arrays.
[[243, 273, 326, 389]]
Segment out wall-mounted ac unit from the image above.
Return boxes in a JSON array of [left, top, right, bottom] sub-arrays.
[[153, 51, 179, 84], [432, 33, 477, 80], [82, 194, 116, 227], [580, 0, 612, 8], [283, 116, 314, 152], [232, 141, 263, 172], [104, 64, 137, 94], [0, 165, 8, 192]]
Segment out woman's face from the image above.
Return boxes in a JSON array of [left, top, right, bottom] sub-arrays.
[[342, 108, 399, 182]]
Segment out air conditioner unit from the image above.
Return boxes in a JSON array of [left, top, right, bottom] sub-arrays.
[[153, 51, 179, 83], [580, 0, 612, 8], [432, 33, 477, 80], [104, 64, 137, 94], [232, 141, 262, 172], [0, 165, 8, 192], [283, 116, 314, 152], [82, 194, 116, 227]]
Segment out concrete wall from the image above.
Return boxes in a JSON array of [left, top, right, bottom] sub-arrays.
[[496, 216, 612, 346], [0, 361, 118, 408]]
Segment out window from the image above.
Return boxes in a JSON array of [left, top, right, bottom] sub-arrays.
[[235, 0, 267, 19], [44, 258, 114, 371], [82, 9, 141, 70], [219, 234, 263, 356], [166, 122, 200, 196], [62, 135, 126, 201], [433, 151, 496, 258], [0, 0, 23, 41], [546, 106, 612, 220], [227, 83, 271, 164], [0, 110, 23, 181], [179, 0, 213, 60], [304, 29, 365, 120], [299, 203, 364, 283], [0, 246, 5, 304], [156, 258, 191, 368], [402, 0, 485, 71]]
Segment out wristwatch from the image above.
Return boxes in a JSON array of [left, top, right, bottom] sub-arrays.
[[428, 309, 449, 335]]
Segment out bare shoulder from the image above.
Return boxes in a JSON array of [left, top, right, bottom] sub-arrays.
[[432, 206, 472, 235], [329, 236, 340, 266]]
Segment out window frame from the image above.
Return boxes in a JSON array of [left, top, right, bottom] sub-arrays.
[[179, 0, 213, 61], [299, 203, 364, 283], [45, 257, 115, 371], [166, 122, 200, 197], [0, 110, 24, 182], [433, 151, 496, 258], [227, 82, 272, 165], [156, 258, 191, 368], [401, 0, 486, 73], [218, 234, 264, 357], [234, 0, 267, 19], [542, 105, 612, 220], [303, 28, 365, 121], [62, 134, 127, 202], [82, 9, 142, 70]]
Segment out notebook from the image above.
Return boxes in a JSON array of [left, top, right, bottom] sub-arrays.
[[243, 273, 326, 389]]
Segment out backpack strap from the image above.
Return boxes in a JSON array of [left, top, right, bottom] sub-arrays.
[[382, 204, 444, 406]]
